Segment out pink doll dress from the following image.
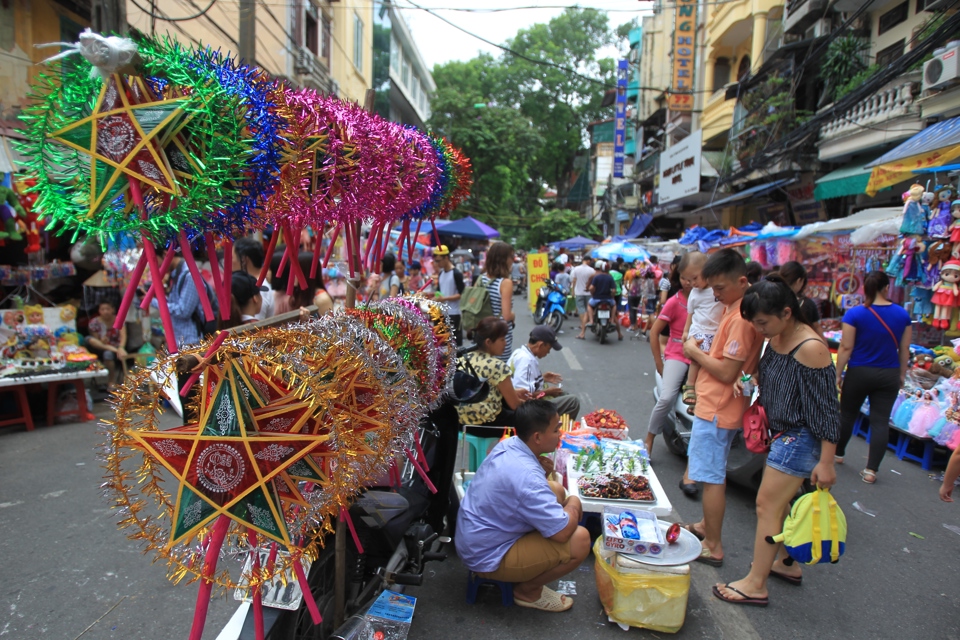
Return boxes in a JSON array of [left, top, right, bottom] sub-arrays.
[[909, 399, 941, 437]]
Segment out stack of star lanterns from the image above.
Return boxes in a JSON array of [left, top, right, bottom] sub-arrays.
[[21, 29, 472, 352], [21, 29, 468, 640]]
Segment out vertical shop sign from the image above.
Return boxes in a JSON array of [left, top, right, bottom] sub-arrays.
[[527, 253, 549, 313], [614, 59, 628, 178], [668, 0, 696, 112]]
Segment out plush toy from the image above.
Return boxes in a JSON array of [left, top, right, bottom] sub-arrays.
[[59, 305, 76, 323], [13, 179, 42, 255], [934, 354, 956, 375], [0, 186, 25, 242], [929, 187, 952, 237], [899, 236, 926, 283], [950, 200, 960, 256], [932, 260, 960, 329], [928, 239, 952, 283], [901, 185, 927, 235]]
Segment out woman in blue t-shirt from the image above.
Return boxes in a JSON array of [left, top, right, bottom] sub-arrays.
[[835, 271, 912, 484]]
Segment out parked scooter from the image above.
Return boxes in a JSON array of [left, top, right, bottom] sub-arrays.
[[590, 300, 618, 344], [532, 279, 567, 332], [512, 275, 526, 297], [652, 367, 767, 490], [232, 381, 464, 639]]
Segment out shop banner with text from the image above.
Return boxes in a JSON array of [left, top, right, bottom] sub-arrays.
[[614, 59, 628, 178], [668, 0, 697, 112], [527, 253, 549, 313]]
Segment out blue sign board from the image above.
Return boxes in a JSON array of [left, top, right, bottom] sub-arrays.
[[614, 59, 628, 178]]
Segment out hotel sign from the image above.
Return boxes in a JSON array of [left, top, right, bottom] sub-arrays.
[[668, 0, 697, 112]]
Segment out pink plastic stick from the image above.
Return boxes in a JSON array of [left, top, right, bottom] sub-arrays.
[[413, 437, 430, 472], [344, 223, 356, 278], [247, 530, 265, 640], [276, 239, 290, 279], [287, 226, 308, 290], [404, 447, 437, 493], [309, 225, 324, 279], [114, 252, 148, 331], [258, 229, 280, 287], [362, 222, 379, 267], [413, 218, 424, 254], [339, 507, 364, 554], [179, 230, 215, 321], [293, 557, 322, 624], [179, 330, 228, 397], [431, 217, 441, 245], [140, 243, 177, 310], [204, 233, 226, 316], [321, 224, 341, 268], [188, 515, 231, 640], [223, 239, 233, 310]]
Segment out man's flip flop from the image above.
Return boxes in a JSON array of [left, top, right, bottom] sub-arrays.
[[695, 547, 723, 567], [712, 584, 768, 607], [514, 586, 573, 612]]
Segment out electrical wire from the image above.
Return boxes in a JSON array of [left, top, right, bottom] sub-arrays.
[[128, 0, 217, 20]]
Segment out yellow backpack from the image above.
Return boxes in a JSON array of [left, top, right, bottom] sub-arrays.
[[768, 487, 847, 565]]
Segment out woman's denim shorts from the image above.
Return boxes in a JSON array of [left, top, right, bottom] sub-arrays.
[[766, 427, 821, 478]]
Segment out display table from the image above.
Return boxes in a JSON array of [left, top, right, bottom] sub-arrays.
[[0, 368, 107, 430], [454, 459, 674, 519], [565, 457, 673, 518]]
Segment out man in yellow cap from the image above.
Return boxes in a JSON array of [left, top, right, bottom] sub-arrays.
[[432, 245, 465, 345]]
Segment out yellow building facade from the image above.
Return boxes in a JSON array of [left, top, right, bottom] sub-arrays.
[[699, 0, 784, 145]]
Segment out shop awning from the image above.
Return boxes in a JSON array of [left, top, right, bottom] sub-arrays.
[[814, 161, 877, 200], [794, 206, 901, 239], [865, 117, 960, 195], [690, 178, 795, 214]]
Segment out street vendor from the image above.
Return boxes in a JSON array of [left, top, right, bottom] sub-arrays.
[[508, 325, 580, 419], [456, 400, 590, 612]]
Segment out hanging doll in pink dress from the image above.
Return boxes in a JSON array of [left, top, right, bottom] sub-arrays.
[[932, 260, 960, 329], [909, 390, 941, 437], [949, 200, 960, 256]]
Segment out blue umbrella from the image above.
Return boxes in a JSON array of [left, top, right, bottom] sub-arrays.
[[590, 241, 649, 262], [435, 216, 500, 239], [551, 235, 600, 250]]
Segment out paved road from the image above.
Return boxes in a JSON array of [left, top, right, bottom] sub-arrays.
[[2, 301, 960, 639]]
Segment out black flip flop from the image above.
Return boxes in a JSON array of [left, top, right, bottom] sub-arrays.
[[712, 584, 769, 607], [769, 569, 802, 586]]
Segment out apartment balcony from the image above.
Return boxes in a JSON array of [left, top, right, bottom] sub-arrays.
[[707, 0, 782, 49], [702, 90, 737, 143], [818, 75, 924, 162], [783, 0, 827, 36]]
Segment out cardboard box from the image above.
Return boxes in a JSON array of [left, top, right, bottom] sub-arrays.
[[602, 507, 665, 557]]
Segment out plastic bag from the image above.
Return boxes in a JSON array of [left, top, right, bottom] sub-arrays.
[[593, 539, 689, 634]]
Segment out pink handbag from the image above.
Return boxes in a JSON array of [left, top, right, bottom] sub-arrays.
[[743, 402, 771, 454]]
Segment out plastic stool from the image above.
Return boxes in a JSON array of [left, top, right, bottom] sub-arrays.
[[458, 433, 501, 471], [0, 385, 35, 431], [47, 379, 95, 426], [466, 571, 514, 606]]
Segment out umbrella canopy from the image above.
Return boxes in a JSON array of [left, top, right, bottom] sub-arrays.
[[590, 241, 649, 262], [436, 216, 500, 239], [551, 235, 600, 250]]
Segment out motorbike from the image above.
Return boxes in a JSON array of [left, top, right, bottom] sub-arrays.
[[590, 300, 618, 344], [532, 279, 567, 332], [233, 383, 463, 639], [652, 368, 767, 490], [512, 275, 526, 297]]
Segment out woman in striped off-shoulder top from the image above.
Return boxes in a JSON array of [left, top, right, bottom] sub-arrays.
[[712, 275, 840, 608]]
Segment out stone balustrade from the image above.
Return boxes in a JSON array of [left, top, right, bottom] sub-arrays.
[[820, 82, 917, 141]]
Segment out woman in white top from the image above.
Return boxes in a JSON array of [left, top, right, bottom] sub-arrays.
[[681, 252, 725, 409]]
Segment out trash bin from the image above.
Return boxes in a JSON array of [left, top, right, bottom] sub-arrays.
[[593, 538, 690, 633]]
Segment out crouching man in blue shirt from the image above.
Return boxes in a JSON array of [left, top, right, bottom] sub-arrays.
[[455, 400, 591, 612]]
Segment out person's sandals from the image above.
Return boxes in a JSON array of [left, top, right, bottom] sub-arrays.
[[696, 547, 723, 567], [860, 469, 877, 484], [514, 586, 573, 612], [679, 522, 704, 540], [712, 584, 768, 607], [681, 385, 696, 405], [679, 480, 699, 499], [769, 568, 803, 586], [686, 405, 696, 416], [834, 456, 844, 465]]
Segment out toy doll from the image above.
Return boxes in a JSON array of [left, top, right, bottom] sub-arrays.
[[929, 187, 952, 237], [927, 239, 952, 284], [910, 390, 941, 437], [950, 201, 960, 254], [893, 388, 923, 429], [901, 184, 927, 235], [932, 260, 960, 329], [899, 236, 926, 284], [23, 304, 44, 325]]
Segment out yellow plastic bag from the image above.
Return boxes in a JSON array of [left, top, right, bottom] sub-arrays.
[[593, 538, 690, 634]]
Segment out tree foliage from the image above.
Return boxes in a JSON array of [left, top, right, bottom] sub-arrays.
[[519, 208, 600, 250], [428, 9, 616, 235]]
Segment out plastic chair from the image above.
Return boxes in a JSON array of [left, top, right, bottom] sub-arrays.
[[458, 433, 501, 472], [466, 571, 514, 606]]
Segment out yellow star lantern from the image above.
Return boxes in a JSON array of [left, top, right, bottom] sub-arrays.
[[47, 73, 185, 217], [127, 357, 329, 546]]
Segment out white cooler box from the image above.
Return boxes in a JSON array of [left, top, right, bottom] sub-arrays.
[[593, 539, 690, 634]]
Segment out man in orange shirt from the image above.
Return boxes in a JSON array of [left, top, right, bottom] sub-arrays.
[[681, 249, 762, 567]]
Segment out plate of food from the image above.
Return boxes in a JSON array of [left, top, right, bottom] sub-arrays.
[[576, 473, 655, 502]]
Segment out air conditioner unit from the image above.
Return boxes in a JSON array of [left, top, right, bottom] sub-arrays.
[[803, 18, 831, 40], [923, 43, 960, 92], [295, 46, 314, 75]]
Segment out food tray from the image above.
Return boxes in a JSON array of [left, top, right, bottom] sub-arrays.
[[572, 473, 656, 503]]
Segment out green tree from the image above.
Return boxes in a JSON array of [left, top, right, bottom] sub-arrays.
[[519, 208, 600, 250]]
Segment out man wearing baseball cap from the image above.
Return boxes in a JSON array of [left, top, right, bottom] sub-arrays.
[[432, 245, 465, 345], [509, 325, 580, 419]]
